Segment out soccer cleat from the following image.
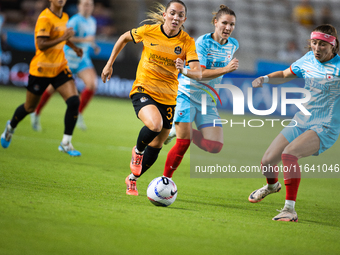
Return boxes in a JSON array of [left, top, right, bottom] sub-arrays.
[[272, 207, 298, 222], [30, 112, 42, 131], [125, 176, 138, 196], [248, 182, 281, 203], [1, 120, 14, 149], [58, 142, 81, 157], [164, 127, 176, 145], [130, 146, 143, 176], [76, 113, 87, 130]]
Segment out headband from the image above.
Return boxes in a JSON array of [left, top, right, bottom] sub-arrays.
[[311, 31, 336, 46]]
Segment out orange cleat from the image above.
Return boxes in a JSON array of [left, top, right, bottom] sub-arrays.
[[130, 146, 143, 176], [125, 176, 138, 196]]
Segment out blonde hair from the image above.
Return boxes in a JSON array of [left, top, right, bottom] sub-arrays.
[[141, 1, 187, 30], [211, 5, 236, 24]]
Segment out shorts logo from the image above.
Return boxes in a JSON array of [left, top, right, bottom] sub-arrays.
[[140, 97, 148, 103], [178, 111, 185, 117], [174, 46, 182, 55], [326, 74, 334, 81], [33, 84, 40, 91], [137, 86, 144, 92]]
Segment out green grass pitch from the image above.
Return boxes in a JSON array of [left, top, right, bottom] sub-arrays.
[[0, 85, 339, 255]]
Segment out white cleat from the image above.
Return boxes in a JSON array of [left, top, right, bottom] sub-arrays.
[[30, 113, 42, 132], [248, 182, 281, 203], [272, 207, 298, 222]]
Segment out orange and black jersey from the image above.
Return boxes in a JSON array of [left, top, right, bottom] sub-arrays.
[[130, 24, 199, 105], [29, 8, 69, 78]]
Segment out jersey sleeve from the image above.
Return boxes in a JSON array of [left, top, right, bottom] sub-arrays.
[[195, 36, 207, 68], [290, 52, 308, 78], [130, 25, 147, 44], [36, 16, 52, 38], [67, 16, 77, 30], [185, 37, 199, 63]]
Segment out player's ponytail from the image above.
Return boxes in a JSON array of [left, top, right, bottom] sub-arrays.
[[141, 0, 187, 30], [211, 5, 236, 24]]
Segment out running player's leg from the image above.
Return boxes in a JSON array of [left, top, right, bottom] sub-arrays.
[[76, 67, 97, 130], [248, 133, 288, 203], [31, 85, 55, 131], [1, 90, 41, 148], [55, 70, 81, 156]]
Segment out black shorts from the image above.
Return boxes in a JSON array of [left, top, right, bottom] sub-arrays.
[[27, 68, 74, 95], [131, 93, 176, 129]]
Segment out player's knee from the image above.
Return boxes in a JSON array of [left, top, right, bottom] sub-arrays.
[[66, 95, 80, 110], [206, 141, 223, 153]]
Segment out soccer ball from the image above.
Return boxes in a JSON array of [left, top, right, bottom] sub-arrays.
[[147, 176, 177, 207]]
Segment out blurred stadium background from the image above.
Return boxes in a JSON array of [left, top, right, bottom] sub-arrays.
[[1, 0, 339, 99]]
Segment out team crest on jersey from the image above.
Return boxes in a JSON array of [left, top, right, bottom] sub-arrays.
[[174, 46, 182, 55], [37, 67, 43, 73], [326, 73, 334, 81], [137, 86, 144, 93], [140, 97, 148, 103], [33, 84, 40, 91]]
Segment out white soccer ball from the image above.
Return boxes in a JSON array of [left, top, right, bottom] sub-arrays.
[[147, 176, 177, 207]]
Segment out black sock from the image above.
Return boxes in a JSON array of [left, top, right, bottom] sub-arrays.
[[136, 126, 160, 152], [64, 96, 80, 135], [10, 104, 29, 128], [139, 146, 162, 177]]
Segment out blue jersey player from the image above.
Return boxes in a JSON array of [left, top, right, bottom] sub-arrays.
[[248, 24, 340, 222], [31, 0, 99, 131], [163, 5, 239, 178]]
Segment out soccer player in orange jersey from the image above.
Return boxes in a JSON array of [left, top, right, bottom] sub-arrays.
[[101, 0, 202, 196], [1, 0, 83, 156]]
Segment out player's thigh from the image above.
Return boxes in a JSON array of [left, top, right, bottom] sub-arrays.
[[56, 79, 78, 101], [175, 122, 191, 139], [77, 67, 97, 90], [24, 90, 43, 112], [283, 129, 320, 158], [138, 104, 163, 132], [262, 133, 290, 166], [200, 126, 223, 143]]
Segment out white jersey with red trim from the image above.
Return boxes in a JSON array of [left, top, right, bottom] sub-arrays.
[[178, 33, 239, 106]]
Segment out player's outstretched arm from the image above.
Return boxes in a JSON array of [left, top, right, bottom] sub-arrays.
[[101, 31, 133, 83], [37, 27, 75, 51], [175, 58, 202, 81], [201, 58, 239, 80], [252, 67, 296, 88]]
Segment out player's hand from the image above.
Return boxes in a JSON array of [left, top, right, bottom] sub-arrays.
[[75, 47, 83, 58], [62, 28, 75, 41], [101, 64, 113, 83], [94, 45, 101, 55], [224, 58, 239, 73], [252, 77, 264, 88], [174, 58, 185, 73]]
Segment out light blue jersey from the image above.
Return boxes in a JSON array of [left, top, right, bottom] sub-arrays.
[[281, 51, 340, 155], [0, 14, 4, 58], [178, 33, 239, 106], [64, 13, 97, 73], [291, 51, 340, 133]]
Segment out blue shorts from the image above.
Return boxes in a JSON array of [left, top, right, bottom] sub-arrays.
[[65, 52, 94, 74], [174, 93, 222, 130], [281, 124, 339, 156]]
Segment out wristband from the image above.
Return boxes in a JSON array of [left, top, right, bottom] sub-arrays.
[[182, 68, 188, 75], [263, 75, 269, 83]]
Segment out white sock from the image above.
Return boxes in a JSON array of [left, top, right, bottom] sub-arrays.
[[135, 147, 144, 154], [267, 182, 278, 190], [62, 134, 72, 145], [285, 200, 295, 209], [129, 173, 139, 181]]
